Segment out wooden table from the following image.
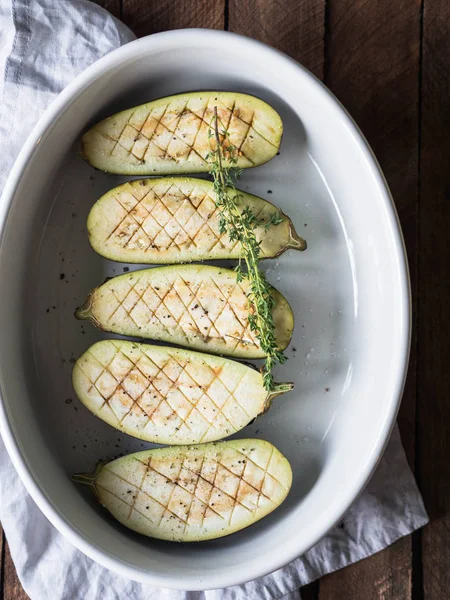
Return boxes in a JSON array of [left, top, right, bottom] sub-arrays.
[[2, 1, 449, 598]]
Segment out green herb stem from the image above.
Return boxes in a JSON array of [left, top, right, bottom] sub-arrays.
[[208, 107, 287, 390]]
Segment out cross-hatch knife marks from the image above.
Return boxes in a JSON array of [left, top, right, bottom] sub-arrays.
[[72, 440, 292, 542], [72, 340, 294, 445], [75, 265, 294, 359], [81, 91, 283, 175], [87, 177, 305, 264]]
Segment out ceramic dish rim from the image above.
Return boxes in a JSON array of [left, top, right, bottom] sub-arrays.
[[0, 29, 411, 589]]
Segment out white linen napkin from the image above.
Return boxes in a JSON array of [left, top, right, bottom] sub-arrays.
[[0, 1, 428, 599]]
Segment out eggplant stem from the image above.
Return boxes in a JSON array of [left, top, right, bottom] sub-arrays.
[[72, 461, 105, 491], [286, 223, 307, 251], [74, 307, 90, 320], [74, 291, 94, 320], [268, 381, 294, 398], [264, 381, 294, 412]]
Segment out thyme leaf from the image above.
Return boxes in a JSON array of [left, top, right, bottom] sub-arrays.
[[207, 106, 286, 391]]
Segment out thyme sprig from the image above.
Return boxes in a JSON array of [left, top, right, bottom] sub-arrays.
[[207, 107, 287, 391]]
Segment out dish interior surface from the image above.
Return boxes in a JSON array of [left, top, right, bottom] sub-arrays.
[[0, 33, 408, 588]]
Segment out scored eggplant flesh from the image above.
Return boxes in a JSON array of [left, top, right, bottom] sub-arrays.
[[87, 177, 306, 264], [81, 91, 283, 175], [75, 265, 294, 359], [73, 340, 294, 444], [73, 439, 292, 542]]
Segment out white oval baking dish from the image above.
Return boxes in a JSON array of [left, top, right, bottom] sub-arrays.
[[0, 29, 410, 589]]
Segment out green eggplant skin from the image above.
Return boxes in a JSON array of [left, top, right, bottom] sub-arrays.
[[72, 439, 292, 542], [81, 91, 282, 175], [87, 177, 306, 264], [75, 265, 294, 359], [72, 339, 294, 445]]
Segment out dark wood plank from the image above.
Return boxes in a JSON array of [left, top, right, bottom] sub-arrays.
[[2, 534, 29, 600], [320, 538, 413, 599], [320, 0, 421, 596], [1, 526, 3, 596], [229, 0, 325, 79], [93, 0, 121, 19], [418, 0, 450, 598], [122, 0, 225, 38], [301, 581, 320, 600]]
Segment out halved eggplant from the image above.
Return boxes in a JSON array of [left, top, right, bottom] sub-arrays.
[[73, 340, 293, 444], [81, 91, 282, 175], [87, 177, 306, 264], [75, 265, 294, 358], [73, 439, 292, 542]]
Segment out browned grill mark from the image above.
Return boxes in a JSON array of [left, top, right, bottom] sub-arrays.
[[102, 97, 273, 169], [107, 277, 160, 333], [82, 341, 252, 439], [150, 187, 202, 251], [106, 466, 188, 527], [169, 358, 239, 438], [185, 99, 211, 162], [80, 348, 134, 422], [137, 103, 171, 156], [207, 277, 258, 349], [109, 343, 180, 429], [255, 445, 275, 511], [184, 458, 224, 521], [174, 454, 227, 528], [238, 112, 256, 158], [102, 183, 156, 248], [101, 445, 285, 535], [181, 453, 207, 531], [187, 99, 255, 164], [155, 110, 207, 163], [115, 195, 155, 253], [81, 342, 170, 431], [108, 182, 235, 256], [178, 459, 260, 522], [96, 483, 157, 524], [126, 461, 149, 519], [148, 183, 193, 249], [104, 181, 268, 258], [138, 102, 207, 164], [114, 363, 163, 428], [153, 457, 185, 527], [111, 97, 262, 164], [236, 447, 287, 496], [224, 100, 236, 135], [97, 274, 260, 357], [98, 131, 119, 144], [142, 186, 232, 252], [175, 272, 247, 347], [176, 273, 223, 342], [197, 370, 251, 443], [218, 99, 279, 150], [163, 100, 190, 157], [108, 107, 138, 157], [147, 359, 195, 430]]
